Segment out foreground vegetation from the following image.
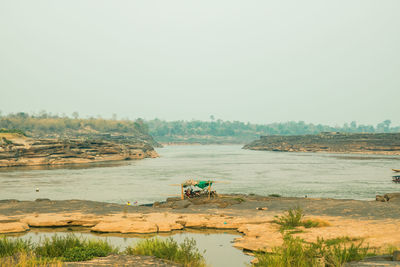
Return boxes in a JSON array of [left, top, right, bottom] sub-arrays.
[[255, 207, 372, 267], [126, 237, 207, 267], [0, 234, 117, 265], [253, 234, 370, 267], [0, 235, 206, 266]]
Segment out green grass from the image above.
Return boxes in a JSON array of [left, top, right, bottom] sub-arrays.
[[324, 236, 361, 246], [35, 234, 117, 261], [0, 236, 32, 257], [273, 207, 305, 230], [273, 207, 324, 230], [253, 235, 369, 267], [0, 234, 117, 264], [126, 237, 207, 267]]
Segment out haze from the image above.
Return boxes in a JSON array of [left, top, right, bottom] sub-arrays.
[[1, 0, 399, 126]]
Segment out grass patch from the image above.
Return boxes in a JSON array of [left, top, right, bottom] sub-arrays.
[[273, 207, 329, 231], [126, 237, 207, 267], [0, 251, 62, 267], [324, 236, 361, 246], [0, 236, 32, 257], [35, 234, 117, 261], [253, 234, 369, 267], [273, 207, 304, 230], [0, 234, 117, 263]]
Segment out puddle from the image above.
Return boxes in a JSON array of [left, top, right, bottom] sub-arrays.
[[9, 228, 253, 267]]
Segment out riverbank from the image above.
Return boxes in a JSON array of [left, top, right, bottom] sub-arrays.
[[1, 194, 400, 254], [243, 132, 400, 155], [0, 133, 158, 168]]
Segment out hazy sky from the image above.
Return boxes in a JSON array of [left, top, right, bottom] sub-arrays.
[[1, 0, 399, 125]]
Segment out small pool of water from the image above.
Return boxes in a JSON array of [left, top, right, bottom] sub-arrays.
[[9, 228, 253, 267]]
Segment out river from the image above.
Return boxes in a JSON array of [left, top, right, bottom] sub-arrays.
[[0, 145, 399, 204]]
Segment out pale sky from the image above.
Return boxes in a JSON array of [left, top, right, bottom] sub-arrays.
[[1, 0, 399, 126]]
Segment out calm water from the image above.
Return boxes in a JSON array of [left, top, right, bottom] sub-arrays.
[[10, 229, 252, 267], [0, 145, 399, 204]]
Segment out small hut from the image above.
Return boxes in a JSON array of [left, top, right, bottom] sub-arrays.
[[180, 179, 215, 199]]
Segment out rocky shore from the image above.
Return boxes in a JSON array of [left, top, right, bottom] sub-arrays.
[[243, 132, 400, 155], [1, 194, 400, 254], [0, 133, 158, 168]]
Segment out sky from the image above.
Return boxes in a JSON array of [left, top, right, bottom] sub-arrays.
[[1, 0, 399, 126]]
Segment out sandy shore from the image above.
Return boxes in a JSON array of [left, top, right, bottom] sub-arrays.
[[1, 195, 400, 253]]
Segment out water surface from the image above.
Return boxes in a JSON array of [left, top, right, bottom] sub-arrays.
[[0, 145, 399, 204]]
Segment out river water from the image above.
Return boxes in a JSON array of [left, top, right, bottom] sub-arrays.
[[0, 145, 399, 204]]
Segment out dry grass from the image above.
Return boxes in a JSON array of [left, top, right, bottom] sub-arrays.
[[0, 252, 62, 267]]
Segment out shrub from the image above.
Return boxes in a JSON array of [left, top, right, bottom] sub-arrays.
[[273, 207, 328, 230], [126, 237, 206, 267], [273, 207, 304, 230]]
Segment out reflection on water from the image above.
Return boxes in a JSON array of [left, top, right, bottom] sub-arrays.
[[0, 145, 399, 204], [9, 228, 252, 267]]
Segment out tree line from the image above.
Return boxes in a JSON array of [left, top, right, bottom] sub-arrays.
[[145, 118, 399, 143], [0, 112, 398, 144], [0, 112, 149, 138]]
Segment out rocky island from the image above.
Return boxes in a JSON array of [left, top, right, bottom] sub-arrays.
[[243, 132, 400, 155], [0, 133, 158, 168]]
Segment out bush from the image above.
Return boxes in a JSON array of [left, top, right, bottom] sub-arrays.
[[126, 237, 206, 267]]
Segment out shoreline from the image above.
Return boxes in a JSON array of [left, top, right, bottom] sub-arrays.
[[1, 194, 400, 253]]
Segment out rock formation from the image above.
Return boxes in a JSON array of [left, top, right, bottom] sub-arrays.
[[0, 133, 158, 168], [243, 132, 400, 155]]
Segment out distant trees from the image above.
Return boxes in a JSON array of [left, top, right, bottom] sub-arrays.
[[145, 119, 400, 143], [0, 111, 398, 144], [0, 112, 151, 138]]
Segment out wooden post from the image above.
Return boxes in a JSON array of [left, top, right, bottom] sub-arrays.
[[208, 182, 211, 199], [181, 184, 184, 200]]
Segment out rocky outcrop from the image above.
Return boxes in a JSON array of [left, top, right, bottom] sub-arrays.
[[243, 132, 400, 155], [0, 133, 158, 168], [376, 193, 400, 202], [2, 195, 400, 253]]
